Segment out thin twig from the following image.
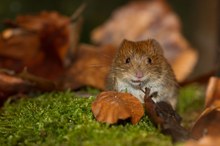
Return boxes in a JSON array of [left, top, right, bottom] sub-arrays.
[[70, 3, 87, 22]]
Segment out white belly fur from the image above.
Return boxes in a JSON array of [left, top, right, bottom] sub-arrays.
[[115, 78, 173, 104]]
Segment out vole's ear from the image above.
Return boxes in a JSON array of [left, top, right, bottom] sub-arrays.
[[118, 39, 132, 52], [147, 39, 164, 55], [120, 39, 131, 46]]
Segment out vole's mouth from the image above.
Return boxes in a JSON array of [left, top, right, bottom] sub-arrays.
[[131, 80, 142, 83], [130, 78, 149, 87], [130, 80, 142, 88]]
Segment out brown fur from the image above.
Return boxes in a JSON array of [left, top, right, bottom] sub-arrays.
[[107, 39, 178, 108]]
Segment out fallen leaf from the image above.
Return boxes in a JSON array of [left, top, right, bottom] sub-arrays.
[[190, 101, 220, 139], [0, 70, 57, 106], [185, 136, 220, 146], [205, 76, 220, 107], [143, 87, 189, 142], [18, 68, 58, 91], [61, 44, 116, 90], [0, 11, 81, 80], [171, 49, 198, 82], [91, 91, 144, 124], [190, 76, 220, 139]]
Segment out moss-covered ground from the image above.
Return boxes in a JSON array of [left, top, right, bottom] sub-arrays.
[[0, 85, 204, 146]]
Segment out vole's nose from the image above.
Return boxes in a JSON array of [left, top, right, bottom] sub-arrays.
[[136, 71, 144, 79]]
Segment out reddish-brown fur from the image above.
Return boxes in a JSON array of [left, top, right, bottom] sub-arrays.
[[107, 39, 178, 108]]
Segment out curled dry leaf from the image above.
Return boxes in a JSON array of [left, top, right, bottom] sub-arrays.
[[190, 100, 220, 140], [205, 76, 220, 107], [61, 44, 116, 90], [0, 70, 57, 106], [0, 11, 80, 80], [91, 91, 144, 124], [190, 76, 220, 139], [143, 87, 189, 142], [185, 136, 220, 146]]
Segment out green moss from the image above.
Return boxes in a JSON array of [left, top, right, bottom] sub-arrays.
[[176, 84, 205, 128], [177, 85, 205, 114], [0, 85, 204, 146], [0, 91, 172, 146]]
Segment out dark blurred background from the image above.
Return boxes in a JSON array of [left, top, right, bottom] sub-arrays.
[[0, 0, 219, 77]]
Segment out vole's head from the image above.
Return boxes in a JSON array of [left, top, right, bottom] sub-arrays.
[[112, 39, 166, 86]]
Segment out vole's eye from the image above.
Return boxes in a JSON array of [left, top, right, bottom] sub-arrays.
[[125, 57, 130, 64], [147, 58, 152, 64]]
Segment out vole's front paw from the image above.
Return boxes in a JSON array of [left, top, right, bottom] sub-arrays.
[[150, 92, 158, 98]]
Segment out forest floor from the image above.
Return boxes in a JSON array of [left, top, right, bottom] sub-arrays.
[[0, 85, 204, 146]]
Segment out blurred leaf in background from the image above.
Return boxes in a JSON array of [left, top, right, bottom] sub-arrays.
[[0, 0, 128, 43]]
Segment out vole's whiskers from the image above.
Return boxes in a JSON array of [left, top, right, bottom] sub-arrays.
[[89, 64, 108, 68], [85, 64, 110, 73], [139, 85, 145, 93]]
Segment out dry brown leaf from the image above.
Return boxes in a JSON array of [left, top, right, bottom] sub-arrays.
[[143, 87, 189, 142], [91, 91, 144, 124], [190, 100, 220, 139], [190, 76, 220, 139], [185, 136, 220, 146], [61, 44, 116, 90], [205, 76, 220, 107], [171, 49, 198, 81], [1, 11, 71, 62], [0, 70, 57, 105], [0, 11, 76, 80]]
